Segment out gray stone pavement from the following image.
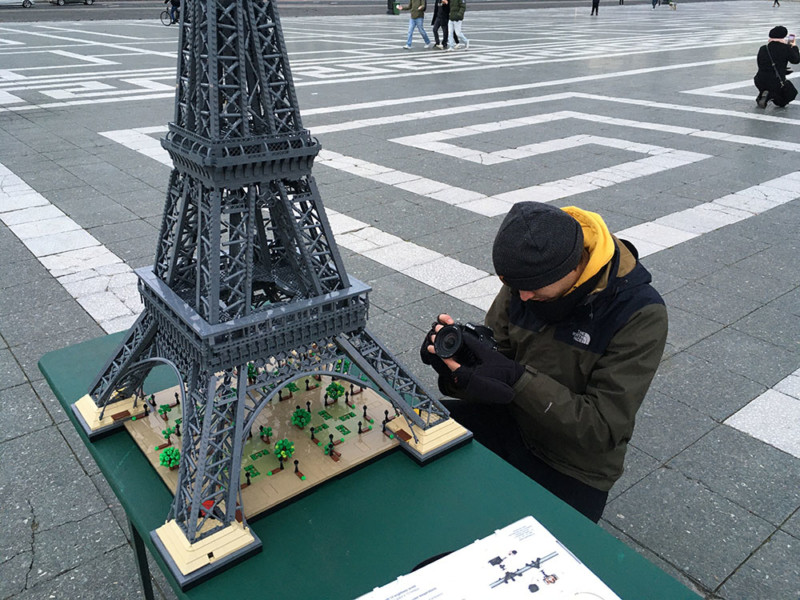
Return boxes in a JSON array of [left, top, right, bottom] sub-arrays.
[[1, 2, 800, 598]]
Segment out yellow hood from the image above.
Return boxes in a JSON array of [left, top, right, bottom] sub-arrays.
[[561, 206, 615, 291]]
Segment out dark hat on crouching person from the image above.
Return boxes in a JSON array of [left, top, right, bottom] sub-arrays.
[[769, 26, 788, 38], [492, 202, 583, 290]]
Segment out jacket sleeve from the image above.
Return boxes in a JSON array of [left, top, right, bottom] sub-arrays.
[[790, 45, 800, 64], [485, 285, 515, 360], [510, 304, 668, 453]]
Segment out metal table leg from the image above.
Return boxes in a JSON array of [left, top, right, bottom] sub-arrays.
[[129, 518, 156, 600]]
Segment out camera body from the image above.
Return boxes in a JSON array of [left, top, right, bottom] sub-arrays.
[[433, 322, 498, 362]]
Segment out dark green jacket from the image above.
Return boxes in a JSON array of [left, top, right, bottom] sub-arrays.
[[485, 238, 667, 491], [401, 0, 427, 19], [448, 0, 465, 20]]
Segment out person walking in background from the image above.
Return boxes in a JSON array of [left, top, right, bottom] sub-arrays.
[[754, 25, 799, 108], [431, 0, 451, 50], [446, 0, 469, 51], [398, 0, 434, 50], [773, 0, 780, 7], [591, 0, 599, 16]]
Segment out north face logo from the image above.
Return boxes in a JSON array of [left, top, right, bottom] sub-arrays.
[[572, 330, 591, 345]]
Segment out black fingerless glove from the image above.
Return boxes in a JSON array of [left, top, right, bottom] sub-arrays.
[[450, 334, 524, 404]]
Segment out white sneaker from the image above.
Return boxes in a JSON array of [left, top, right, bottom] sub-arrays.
[[434, 44, 443, 49], [402, 44, 411, 49], [424, 42, 434, 49], [445, 46, 455, 52], [464, 40, 469, 49], [454, 43, 465, 49]]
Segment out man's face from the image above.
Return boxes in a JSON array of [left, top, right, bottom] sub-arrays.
[[516, 267, 582, 303]]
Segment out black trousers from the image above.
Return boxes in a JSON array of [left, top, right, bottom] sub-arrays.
[[591, 0, 599, 13], [443, 400, 609, 523]]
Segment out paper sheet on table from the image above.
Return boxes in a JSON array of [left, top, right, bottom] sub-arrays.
[[356, 515, 621, 600]]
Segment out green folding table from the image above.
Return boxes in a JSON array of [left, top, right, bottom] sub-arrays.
[[40, 333, 699, 600]]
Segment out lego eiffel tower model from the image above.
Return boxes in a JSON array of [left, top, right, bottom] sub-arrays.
[[71, 0, 470, 588]]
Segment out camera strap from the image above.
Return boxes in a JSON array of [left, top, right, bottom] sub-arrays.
[[766, 44, 787, 87]]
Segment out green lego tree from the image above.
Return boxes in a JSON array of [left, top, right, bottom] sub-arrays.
[[285, 382, 299, 398], [259, 425, 272, 442], [161, 426, 176, 445], [291, 407, 311, 429], [326, 381, 345, 403], [274, 438, 295, 462], [158, 404, 172, 421], [159, 446, 181, 469]]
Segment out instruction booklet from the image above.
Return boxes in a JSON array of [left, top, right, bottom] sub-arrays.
[[357, 515, 621, 600]]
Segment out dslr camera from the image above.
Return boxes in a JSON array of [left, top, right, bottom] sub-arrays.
[[433, 322, 498, 362]]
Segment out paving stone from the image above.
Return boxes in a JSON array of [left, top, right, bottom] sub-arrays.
[[608, 445, 660, 502], [0, 348, 28, 392], [15, 544, 168, 600], [0, 298, 98, 348], [605, 467, 774, 592], [30, 510, 128, 585], [0, 277, 75, 317], [668, 426, 800, 526], [340, 249, 397, 284], [13, 324, 104, 382], [636, 243, 727, 281], [732, 305, 800, 352], [0, 428, 107, 530], [57, 421, 100, 477], [31, 378, 68, 425], [367, 311, 429, 362], [0, 496, 34, 563], [662, 305, 725, 353], [698, 265, 795, 304], [0, 257, 50, 286], [663, 281, 764, 326], [766, 287, 800, 318], [717, 531, 800, 600], [0, 384, 52, 443], [630, 389, 717, 462], [598, 521, 704, 599], [782, 511, 800, 539], [649, 352, 766, 421], [0, 551, 32, 599], [687, 328, 799, 389], [369, 271, 438, 312]]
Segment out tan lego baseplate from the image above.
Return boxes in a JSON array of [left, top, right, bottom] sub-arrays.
[[153, 519, 256, 576], [385, 411, 470, 457], [124, 376, 400, 519], [74, 393, 140, 432]]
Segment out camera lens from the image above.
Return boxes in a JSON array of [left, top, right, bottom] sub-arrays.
[[433, 325, 463, 359]]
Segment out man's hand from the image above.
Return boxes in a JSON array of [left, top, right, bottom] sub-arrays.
[[446, 333, 524, 404], [420, 314, 457, 395]]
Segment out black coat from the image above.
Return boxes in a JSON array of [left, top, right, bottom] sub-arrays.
[[431, 0, 449, 25], [754, 41, 800, 92]]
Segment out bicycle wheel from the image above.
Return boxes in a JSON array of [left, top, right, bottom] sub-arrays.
[[160, 10, 172, 26]]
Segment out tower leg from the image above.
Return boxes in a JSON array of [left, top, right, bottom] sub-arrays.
[[73, 312, 158, 439]]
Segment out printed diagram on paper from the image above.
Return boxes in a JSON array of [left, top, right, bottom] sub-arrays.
[[358, 516, 621, 600]]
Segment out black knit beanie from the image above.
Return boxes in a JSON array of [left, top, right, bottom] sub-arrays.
[[769, 26, 788, 38], [492, 202, 584, 290]]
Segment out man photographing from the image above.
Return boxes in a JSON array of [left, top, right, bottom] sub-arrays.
[[422, 202, 668, 522]]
